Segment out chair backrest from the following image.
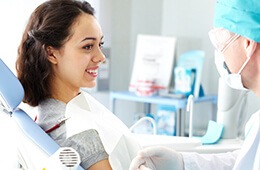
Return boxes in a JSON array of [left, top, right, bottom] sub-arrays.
[[0, 58, 84, 170], [0, 59, 23, 112]]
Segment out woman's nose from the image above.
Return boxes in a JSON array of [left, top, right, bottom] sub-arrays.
[[92, 49, 106, 63]]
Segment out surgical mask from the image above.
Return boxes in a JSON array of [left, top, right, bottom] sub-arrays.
[[214, 50, 250, 91], [209, 28, 250, 91]]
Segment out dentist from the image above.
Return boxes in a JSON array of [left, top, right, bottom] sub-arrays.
[[129, 0, 260, 169]]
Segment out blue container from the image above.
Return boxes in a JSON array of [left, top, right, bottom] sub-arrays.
[[156, 105, 176, 136]]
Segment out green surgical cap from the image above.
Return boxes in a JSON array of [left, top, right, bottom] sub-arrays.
[[214, 0, 260, 42]]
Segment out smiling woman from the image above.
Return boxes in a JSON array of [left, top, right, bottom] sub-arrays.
[[15, 1, 111, 169], [45, 13, 106, 103], [15, 0, 139, 170]]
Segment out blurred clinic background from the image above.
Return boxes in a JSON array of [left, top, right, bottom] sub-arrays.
[[1, 0, 260, 168]]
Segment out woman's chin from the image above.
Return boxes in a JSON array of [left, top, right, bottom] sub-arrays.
[[82, 82, 96, 89]]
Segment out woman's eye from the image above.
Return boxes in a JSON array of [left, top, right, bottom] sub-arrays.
[[83, 44, 93, 50], [99, 41, 104, 49]]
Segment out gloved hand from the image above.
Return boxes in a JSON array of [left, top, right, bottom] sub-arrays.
[[129, 146, 184, 170]]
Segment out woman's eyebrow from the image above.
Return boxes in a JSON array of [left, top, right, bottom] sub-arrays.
[[81, 37, 96, 42], [81, 36, 104, 42]]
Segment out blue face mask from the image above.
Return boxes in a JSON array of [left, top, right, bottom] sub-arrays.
[[214, 50, 250, 91]]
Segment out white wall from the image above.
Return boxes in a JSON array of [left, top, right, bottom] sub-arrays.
[[160, 0, 218, 132], [0, 0, 45, 73], [161, 0, 218, 94]]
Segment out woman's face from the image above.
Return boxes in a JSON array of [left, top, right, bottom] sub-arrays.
[[49, 13, 105, 94]]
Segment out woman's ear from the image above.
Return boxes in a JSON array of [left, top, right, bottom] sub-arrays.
[[46, 46, 59, 64], [244, 38, 257, 58]]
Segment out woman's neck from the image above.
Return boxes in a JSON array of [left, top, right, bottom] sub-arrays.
[[50, 80, 80, 104]]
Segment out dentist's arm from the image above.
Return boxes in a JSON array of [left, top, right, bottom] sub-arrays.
[[181, 150, 239, 170], [129, 146, 184, 170], [130, 146, 239, 170]]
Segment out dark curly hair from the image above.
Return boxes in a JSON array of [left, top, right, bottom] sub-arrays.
[[16, 0, 95, 106]]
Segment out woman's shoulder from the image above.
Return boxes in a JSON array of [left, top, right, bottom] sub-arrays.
[[39, 98, 66, 113], [63, 129, 109, 169], [18, 102, 38, 119], [81, 91, 109, 110], [37, 98, 67, 125]]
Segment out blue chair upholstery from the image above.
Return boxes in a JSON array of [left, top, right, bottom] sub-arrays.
[[0, 59, 23, 112], [0, 59, 84, 170]]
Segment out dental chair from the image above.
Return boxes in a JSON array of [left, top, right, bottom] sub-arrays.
[[0, 59, 84, 170]]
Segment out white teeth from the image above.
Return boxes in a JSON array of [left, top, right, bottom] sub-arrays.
[[87, 69, 98, 74]]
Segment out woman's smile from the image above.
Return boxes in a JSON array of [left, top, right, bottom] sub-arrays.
[[86, 66, 99, 77]]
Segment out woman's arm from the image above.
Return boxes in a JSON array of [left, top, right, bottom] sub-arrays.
[[61, 130, 111, 170], [88, 159, 112, 170]]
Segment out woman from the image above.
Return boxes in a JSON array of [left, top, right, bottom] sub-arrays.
[[130, 0, 260, 169], [16, 0, 139, 169]]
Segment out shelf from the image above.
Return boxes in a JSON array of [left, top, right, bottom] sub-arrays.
[[110, 91, 217, 136]]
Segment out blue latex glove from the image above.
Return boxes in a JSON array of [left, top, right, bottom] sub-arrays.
[[129, 146, 184, 170]]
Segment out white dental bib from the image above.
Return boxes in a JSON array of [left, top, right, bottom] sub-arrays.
[[65, 92, 141, 169]]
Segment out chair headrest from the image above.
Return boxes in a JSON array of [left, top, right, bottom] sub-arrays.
[[0, 59, 24, 112]]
